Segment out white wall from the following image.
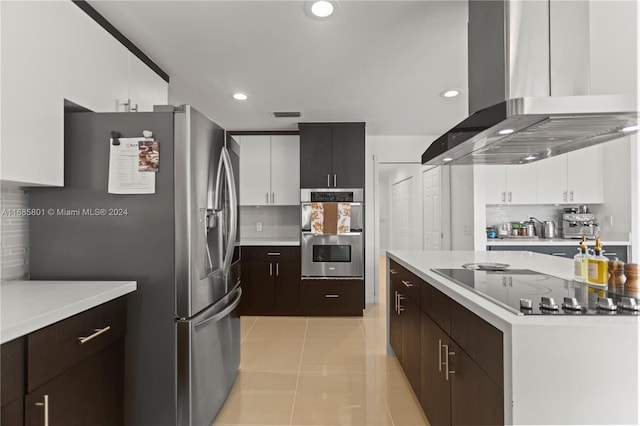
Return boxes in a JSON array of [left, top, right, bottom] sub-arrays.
[[366, 135, 434, 303]]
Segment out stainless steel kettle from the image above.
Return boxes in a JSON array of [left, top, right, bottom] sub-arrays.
[[531, 217, 556, 239]]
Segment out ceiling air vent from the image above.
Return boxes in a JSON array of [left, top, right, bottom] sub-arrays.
[[273, 111, 301, 118]]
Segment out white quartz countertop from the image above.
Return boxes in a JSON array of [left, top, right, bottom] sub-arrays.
[[240, 239, 300, 246], [386, 250, 637, 328], [1, 280, 136, 344], [486, 237, 630, 246]]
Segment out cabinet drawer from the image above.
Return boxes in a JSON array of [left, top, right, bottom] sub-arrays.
[[241, 246, 300, 261], [450, 302, 503, 388], [27, 298, 126, 392], [300, 279, 364, 316], [389, 260, 421, 303], [1, 337, 25, 406], [421, 283, 451, 335]]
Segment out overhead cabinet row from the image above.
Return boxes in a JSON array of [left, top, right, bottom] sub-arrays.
[[1, 1, 168, 186]]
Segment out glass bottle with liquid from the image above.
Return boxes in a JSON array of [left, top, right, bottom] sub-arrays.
[[588, 237, 608, 285], [574, 242, 589, 282]]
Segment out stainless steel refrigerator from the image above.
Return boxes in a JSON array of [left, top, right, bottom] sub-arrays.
[[28, 105, 241, 426]]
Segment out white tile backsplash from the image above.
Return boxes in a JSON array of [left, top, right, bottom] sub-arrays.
[[486, 205, 567, 229], [0, 188, 29, 280], [239, 205, 300, 241]]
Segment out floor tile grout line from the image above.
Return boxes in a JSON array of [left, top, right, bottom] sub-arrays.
[[288, 317, 308, 426]]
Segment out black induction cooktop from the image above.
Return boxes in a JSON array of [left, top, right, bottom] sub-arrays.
[[431, 268, 639, 316]]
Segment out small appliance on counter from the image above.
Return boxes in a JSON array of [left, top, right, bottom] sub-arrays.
[[562, 206, 599, 239]]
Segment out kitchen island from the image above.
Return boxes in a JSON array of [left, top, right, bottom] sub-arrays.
[[387, 250, 639, 425]]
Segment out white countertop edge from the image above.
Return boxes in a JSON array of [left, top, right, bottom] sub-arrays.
[[240, 240, 300, 246], [386, 250, 639, 330], [1, 280, 137, 344], [486, 239, 630, 246]]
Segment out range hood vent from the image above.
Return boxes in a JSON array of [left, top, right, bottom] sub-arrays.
[[422, 0, 638, 166], [273, 111, 301, 118]]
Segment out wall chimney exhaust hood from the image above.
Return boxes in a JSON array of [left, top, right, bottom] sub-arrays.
[[422, 0, 638, 166]]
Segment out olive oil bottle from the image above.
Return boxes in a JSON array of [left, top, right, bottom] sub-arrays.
[[588, 237, 608, 285]]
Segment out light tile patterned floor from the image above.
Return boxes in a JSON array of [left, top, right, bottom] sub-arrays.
[[213, 261, 429, 426]]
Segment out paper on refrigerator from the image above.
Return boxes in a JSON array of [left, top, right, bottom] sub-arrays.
[[108, 137, 156, 194]]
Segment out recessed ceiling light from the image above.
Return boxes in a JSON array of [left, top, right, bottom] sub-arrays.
[[442, 157, 453, 162], [622, 124, 638, 132], [440, 89, 461, 98], [233, 93, 248, 101], [498, 128, 514, 135], [311, 1, 334, 17]]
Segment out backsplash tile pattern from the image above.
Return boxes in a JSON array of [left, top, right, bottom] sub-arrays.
[[486, 205, 567, 233], [239, 205, 300, 242], [0, 188, 29, 280]]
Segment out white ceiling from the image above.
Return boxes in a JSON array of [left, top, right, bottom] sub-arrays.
[[88, 0, 469, 136]]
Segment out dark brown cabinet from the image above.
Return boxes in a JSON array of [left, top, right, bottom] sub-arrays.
[[300, 279, 364, 316], [240, 246, 301, 315], [390, 259, 504, 426], [299, 122, 365, 189], [1, 298, 126, 426], [1, 337, 25, 426]]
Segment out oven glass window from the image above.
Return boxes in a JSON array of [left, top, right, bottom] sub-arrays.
[[312, 245, 351, 262]]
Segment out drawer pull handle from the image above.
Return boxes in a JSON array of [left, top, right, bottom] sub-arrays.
[[324, 294, 339, 298], [389, 269, 398, 275], [550, 252, 566, 256], [267, 252, 281, 256], [78, 326, 111, 344], [35, 394, 49, 426], [402, 280, 414, 288]]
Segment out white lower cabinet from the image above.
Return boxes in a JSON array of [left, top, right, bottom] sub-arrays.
[[239, 135, 300, 206], [536, 144, 603, 204]]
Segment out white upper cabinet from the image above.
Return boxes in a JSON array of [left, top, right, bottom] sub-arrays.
[[1, 1, 65, 186], [128, 55, 169, 112], [481, 163, 537, 205], [239, 135, 300, 206], [64, 2, 129, 112], [536, 145, 603, 204]]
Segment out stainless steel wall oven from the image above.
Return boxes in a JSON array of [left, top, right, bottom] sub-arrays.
[[301, 189, 364, 279]]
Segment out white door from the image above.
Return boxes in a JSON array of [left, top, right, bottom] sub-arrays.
[[567, 144, 604, 204], [270, 135, 300, 205], [422, 167, 442, 250], [479, 165, 508, 204], [238, 135, 271, 205], [506, 163, 537, 204], [391, 177, 414, 250], [536, 154, 568, 204]]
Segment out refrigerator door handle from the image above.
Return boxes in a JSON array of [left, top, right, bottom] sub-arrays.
[[213, 147, 238, 275], [194, 287, 242, 329]]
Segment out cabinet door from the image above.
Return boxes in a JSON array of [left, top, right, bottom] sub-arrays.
[[479, 166, 507, 204], [567, 144, 603, 203], [331, 125, 365, 188], [299, 126, 333, 188], [239, 135, 272, 205], [64, 2, 129, 112], [1, 0, 65, 186], [25, 342, 124, 426], [506, 163, 537, 204], [273, 260, 301, 315], [240, 260, 275, 315], [536, 154, 568, 204], [128, 54, 169, 112], [401, 295, 421, 398], [420, 313, 451, 426], [449, 341, 504, 426], [270, 135, 300, 205], [389, 283, 403, 361]]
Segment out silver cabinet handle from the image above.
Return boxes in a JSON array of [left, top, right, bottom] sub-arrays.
[[78, 326, 111, 344], [551, 252, 567, 256], [402, 280, 413, 288], [569, 190, 574, 201], [397, 294, 404, 313], [267, 252, 281, 256], [271, 192, 275, 204], [276, 263, 279, 276], [269, 262, 273, 276], [508, 192, 512, 202], [324, 294, 339, 298], [443, 344, 456, 381], [327, 174, 330, 187], [333, 174, 337, 187], [394, 291, 399, 314], [266, 192, 269, 204], [35, 394, 49, 426], [438, 339, 443, 372], [563, 191, 567, 201], [389, 268, 397, 275], [501, 192, 505, 203]]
